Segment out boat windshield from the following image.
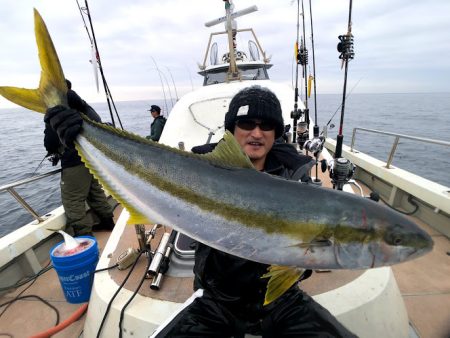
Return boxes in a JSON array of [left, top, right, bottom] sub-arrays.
[[203, 65, 270, 86]]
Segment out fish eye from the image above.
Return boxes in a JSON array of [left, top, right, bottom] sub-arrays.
[[384, 230, 404, 246], [393, 237, 403, 245]]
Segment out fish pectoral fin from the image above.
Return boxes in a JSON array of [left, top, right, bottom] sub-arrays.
[[261, 265, 304, 306], [201, 131, 255, 169], [291, 238, 332, 253]]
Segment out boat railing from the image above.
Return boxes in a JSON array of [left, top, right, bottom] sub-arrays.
[[348, 127, 450, 168], [0, 169, 61, 223]]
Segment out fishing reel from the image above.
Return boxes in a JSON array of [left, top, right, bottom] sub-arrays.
[[47, 153, 60, 166], [297, 45, 308, 66], [291, 107, 306, 120], [328, 157, 355, 190], [303, 136, 325, 156], [296, 121, 309, 149], [337, 34, 355, 61]]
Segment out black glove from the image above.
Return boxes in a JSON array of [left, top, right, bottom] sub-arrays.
[[44, 105, 83, 148]]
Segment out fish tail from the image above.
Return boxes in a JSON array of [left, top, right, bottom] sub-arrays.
[[261, 265, 304, 305], [0, 8, 67, 113]]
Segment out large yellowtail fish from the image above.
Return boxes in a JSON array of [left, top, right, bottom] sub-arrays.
[[0, 10, 433, 305]]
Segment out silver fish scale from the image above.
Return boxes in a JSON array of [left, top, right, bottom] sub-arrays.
[[75, 122, 433, 269]]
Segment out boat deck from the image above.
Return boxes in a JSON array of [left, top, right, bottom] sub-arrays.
[[0, 172, 449, 338]]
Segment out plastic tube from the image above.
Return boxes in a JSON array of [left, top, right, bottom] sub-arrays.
[[29, 303, 88, 338]]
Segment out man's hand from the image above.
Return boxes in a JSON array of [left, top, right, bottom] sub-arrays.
[[44, 105, 82, 148]]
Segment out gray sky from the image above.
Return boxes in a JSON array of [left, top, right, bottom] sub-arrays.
[[0, 0, 449, 109]]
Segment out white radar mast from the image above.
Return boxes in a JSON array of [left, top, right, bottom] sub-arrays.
[[204, 1, 258, 81]]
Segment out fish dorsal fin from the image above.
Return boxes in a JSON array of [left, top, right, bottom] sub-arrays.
[[202, 131, 255, 169], [261, 265, 304, 305]]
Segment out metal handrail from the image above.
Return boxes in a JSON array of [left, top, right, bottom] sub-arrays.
[[350, 127, 450, 168], [0, 169, 61, 223]]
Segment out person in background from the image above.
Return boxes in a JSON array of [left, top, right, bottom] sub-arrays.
[[145, 104, 166, 142], [152, 85, 356, 337], [44, 79, 115, 237]]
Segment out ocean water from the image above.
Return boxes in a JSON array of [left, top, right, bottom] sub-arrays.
[[0, 93, 449, 237], [313, 93, 450, 187]]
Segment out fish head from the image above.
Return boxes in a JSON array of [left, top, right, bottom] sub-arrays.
[[334, 210, 434, 269], [377, 218, 434, 265]]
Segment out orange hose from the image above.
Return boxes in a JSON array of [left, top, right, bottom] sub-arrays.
[[29, 303, 88, 338]]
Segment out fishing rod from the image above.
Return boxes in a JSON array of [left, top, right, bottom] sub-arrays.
[[329, 0, 355, 190], [185, 64, 195, 91], [165, 66, 179, 102], [290, 0, 323, 183], [76, 0, 124, 130], [290, 0, 302, 144], [150, 56, 169, 115], [321, 77, 362, 135], [296, 0, 311, 150], [298, 0, 325, 184], [159, 68, 175, 111]]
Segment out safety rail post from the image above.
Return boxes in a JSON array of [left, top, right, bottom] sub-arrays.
[[7, 187, 44, 222], [386, 136, 400, 169], [0, 169, 61, 225]]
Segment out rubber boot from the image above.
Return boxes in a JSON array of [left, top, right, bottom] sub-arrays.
[[93, 217, 115, 231]]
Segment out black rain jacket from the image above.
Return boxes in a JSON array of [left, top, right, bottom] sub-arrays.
[[191, 140, 315, 313], [44, 89, 102, 169]]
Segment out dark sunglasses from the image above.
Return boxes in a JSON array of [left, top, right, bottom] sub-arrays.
[[235, 119, 275, 131]]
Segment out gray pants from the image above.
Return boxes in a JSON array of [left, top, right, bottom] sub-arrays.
[[61, 164, 113, 236]]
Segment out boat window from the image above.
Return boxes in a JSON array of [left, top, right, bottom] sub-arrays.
[[203, 65, 270, 86]]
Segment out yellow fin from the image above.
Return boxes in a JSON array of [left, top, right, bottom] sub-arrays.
[[0, 87, 47, 113], [202, 131, 254, 169], [0, 9, 67, 112], [127, 213, 151, 225], [74, 143, 151, 226], [261, 265, 304, 306]]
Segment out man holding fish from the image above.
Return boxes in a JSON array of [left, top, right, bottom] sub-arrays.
[[45, 85, 356, 337]]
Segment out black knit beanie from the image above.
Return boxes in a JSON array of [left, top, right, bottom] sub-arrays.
[[224, 85, 284, 138]]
